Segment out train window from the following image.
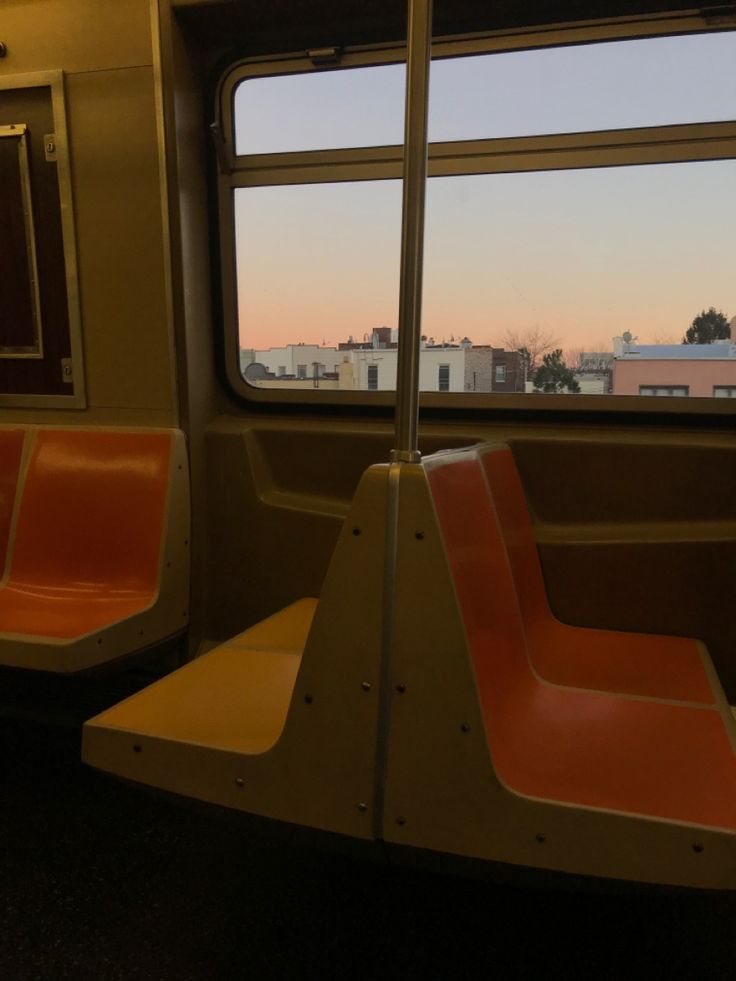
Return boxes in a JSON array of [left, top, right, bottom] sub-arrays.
[[233, 64, 405, 155], [220, 27, 736, 410]]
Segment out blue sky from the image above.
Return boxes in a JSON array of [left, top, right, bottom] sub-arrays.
[[234, 31, 736, 352]]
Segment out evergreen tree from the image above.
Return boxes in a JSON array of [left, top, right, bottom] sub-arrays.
[[682, 308, 730, 344], [532, 349, 581, 394]]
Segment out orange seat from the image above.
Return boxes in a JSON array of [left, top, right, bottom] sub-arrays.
[[0, 428, 26, 579], [478, 443, 714, 704], [426, 451, 736, 831], [0, 429, 189, 671]]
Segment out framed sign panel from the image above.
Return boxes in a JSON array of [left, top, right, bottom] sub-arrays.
[[0, 72, 84, 407]]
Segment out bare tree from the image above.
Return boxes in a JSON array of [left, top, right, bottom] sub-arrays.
[[501, 326, 560, 377], [563, 347, 585, 373]]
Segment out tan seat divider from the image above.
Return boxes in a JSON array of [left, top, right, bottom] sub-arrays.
[[83, 464, 390, 838]]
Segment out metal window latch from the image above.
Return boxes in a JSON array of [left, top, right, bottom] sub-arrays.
[[44, 134, 57, 162], [61, 358, 73, 384], [308, 46, 342, 66], [209, 121, 230, 174]]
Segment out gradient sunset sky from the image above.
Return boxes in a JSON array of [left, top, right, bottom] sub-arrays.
[[234, 31, 736, 353]]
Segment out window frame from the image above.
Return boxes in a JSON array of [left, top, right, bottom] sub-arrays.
[[215, 12, 736, 418], [639, 385, 690, 397]]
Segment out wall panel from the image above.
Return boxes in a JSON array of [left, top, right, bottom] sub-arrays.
[[67, 67, 173, 412], [0, 0, 177, 424]]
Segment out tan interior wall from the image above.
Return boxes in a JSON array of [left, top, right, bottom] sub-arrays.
[[0, 0, 177, 426]]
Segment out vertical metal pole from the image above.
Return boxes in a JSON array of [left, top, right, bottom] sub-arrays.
[[391, 0, 432, 463]]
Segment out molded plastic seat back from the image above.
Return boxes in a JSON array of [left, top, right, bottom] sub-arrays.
[[0, 428, 189, 671], [478, 442, 714, 703], [11, 429, 171, 592], [383, 450, 736, 889]]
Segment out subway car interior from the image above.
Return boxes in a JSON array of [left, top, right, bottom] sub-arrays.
[[3, 0, 736, 976]]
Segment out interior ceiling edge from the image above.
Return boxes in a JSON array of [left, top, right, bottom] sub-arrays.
[[170, 0, 736, 78]]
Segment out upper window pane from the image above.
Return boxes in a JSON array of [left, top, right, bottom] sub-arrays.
[[233, 63, 405, 155], [428, 32, 736, 141]]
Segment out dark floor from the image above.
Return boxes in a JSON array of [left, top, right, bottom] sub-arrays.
[[2, 714, 736, 981]]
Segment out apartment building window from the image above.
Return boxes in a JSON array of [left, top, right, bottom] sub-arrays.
[[639, 386, 689, 397], [367, 364, 378, 390], [278, 366, 286, 376], [220, 27, 736, 412], [296, 364, 307, 379], [714, 386, 736, 398]]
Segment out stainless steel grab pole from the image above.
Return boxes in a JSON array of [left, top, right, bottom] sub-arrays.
[[391, 0, 432, 463]]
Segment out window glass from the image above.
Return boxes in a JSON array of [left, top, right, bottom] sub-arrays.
[[235, 181, 402, 388], [235, 162, 736, 396], [429, 32, 736, 142], [234, 63, 405, 155], [420, 160, 735, 397]]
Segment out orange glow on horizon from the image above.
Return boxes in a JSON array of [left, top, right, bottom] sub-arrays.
[[236, 161, 735, 355]]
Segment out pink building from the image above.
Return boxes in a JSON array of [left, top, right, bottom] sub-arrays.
[[612, 341, 736, 399]]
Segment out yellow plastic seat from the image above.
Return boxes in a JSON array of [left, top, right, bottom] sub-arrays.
[[84, 465, 389, 839], [91, 600, 316, 754]]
